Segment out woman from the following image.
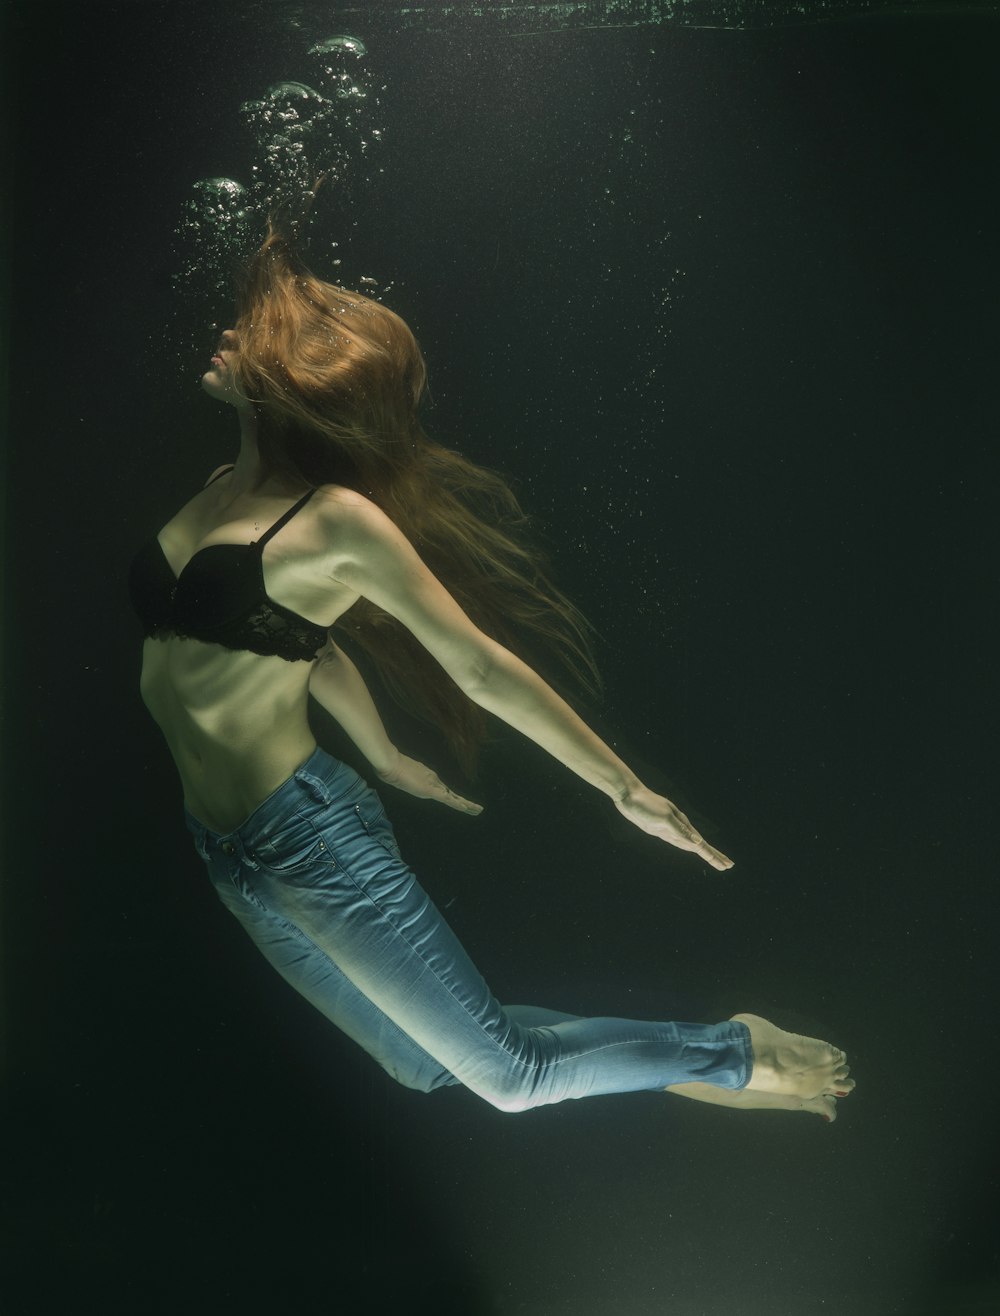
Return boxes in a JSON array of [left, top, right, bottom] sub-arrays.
[[130, 225, 854, 1121]]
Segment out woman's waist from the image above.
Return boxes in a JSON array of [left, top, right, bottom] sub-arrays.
[[143, 636, 312, 751], [182, 743, 366, 846], [172, 722, 321, 831]]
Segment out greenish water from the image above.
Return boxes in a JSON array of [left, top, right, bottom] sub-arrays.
[[3, 3, 996, 1313]]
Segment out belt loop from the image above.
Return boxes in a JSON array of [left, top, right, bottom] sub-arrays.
[[297, 769, 331, 807]]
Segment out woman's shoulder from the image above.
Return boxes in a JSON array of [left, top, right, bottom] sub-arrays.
[[312, 481, 369, 508], [312, 484, 406, 557], [313, 483, 386, 524]]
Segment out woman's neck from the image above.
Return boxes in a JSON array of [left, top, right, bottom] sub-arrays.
[[225, 404, 265, 496]]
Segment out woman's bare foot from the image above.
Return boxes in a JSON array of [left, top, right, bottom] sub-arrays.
[[731, 1012, 856, 1101], [665, 1081, 845, 1122]]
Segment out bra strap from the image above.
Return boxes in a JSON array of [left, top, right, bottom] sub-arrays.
[[254, 488, 318, 549]]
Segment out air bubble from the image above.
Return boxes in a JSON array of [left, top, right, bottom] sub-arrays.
[[309, 35, 367, 58]]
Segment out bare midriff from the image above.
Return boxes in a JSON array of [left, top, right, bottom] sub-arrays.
[[140, 632, 320, 834]]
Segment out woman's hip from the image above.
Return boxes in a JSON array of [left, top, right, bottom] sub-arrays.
[[185, 746, 403, 894]]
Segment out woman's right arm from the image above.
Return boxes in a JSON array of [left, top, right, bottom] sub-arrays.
[[308, 640, 398, 777], [308, 639, 483, 814]]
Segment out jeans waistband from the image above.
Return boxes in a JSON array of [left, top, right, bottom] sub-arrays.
[[183, 746, 359, 856]]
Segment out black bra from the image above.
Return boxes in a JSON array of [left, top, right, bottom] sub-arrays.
[[128, 468, 329, 662]]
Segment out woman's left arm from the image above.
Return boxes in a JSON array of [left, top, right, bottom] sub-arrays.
[[326, 494, 732, 870], [308, 640, 482, 813]]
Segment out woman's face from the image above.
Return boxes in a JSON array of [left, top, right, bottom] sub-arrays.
[[200, 329, 247, 409]]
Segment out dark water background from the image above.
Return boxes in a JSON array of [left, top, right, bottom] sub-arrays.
[[2, 3, 998, 1313]]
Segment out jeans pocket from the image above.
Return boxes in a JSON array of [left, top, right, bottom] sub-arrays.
[[355, 792, 402, 861], [253, 811, 330, 875]]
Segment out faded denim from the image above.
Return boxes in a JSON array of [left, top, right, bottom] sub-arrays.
[[185, 747, 752, 1111]]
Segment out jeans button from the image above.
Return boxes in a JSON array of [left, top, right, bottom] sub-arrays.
[[222, 842, 235, 855]]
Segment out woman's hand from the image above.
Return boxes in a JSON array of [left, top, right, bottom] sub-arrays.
[[614, 784, 734, 871], [376, 753, 483, 815]]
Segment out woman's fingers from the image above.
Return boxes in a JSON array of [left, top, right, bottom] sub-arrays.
[[672, 831, 734, 870], [438, 785, 483, 814], [428, 774, 483, 814], [698, 841, 734, 871], [672, 815, 734, 871]]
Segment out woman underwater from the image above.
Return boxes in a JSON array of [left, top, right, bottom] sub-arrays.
[[130, 224, 854, 1121]]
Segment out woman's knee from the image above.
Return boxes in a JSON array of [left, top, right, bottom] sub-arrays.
[[478, 1070, 540, 1114], [390, 1068, 533, 1110], [491, 1095, 535, 1114], [387, 1035, 543, 1110], [385, 1059, 459, 1095]]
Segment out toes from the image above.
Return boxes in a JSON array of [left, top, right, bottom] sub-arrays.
[[825, 1077, 855, 1096], [815, 1094, 837, 1123], [834, 1064, 851, 1080]]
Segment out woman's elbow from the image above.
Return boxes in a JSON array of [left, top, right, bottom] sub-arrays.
[[308, 639, 345, 686], [459, 640, 511, 701]]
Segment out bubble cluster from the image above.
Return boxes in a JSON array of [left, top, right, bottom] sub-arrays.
[[172, 179, 253, 314], [164, 34, 379, 372]]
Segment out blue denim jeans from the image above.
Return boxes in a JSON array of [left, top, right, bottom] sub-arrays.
[[185, 747, 751, 1111]]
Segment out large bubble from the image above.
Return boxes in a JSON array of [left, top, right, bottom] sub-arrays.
[[310, 35, 366, 58]]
